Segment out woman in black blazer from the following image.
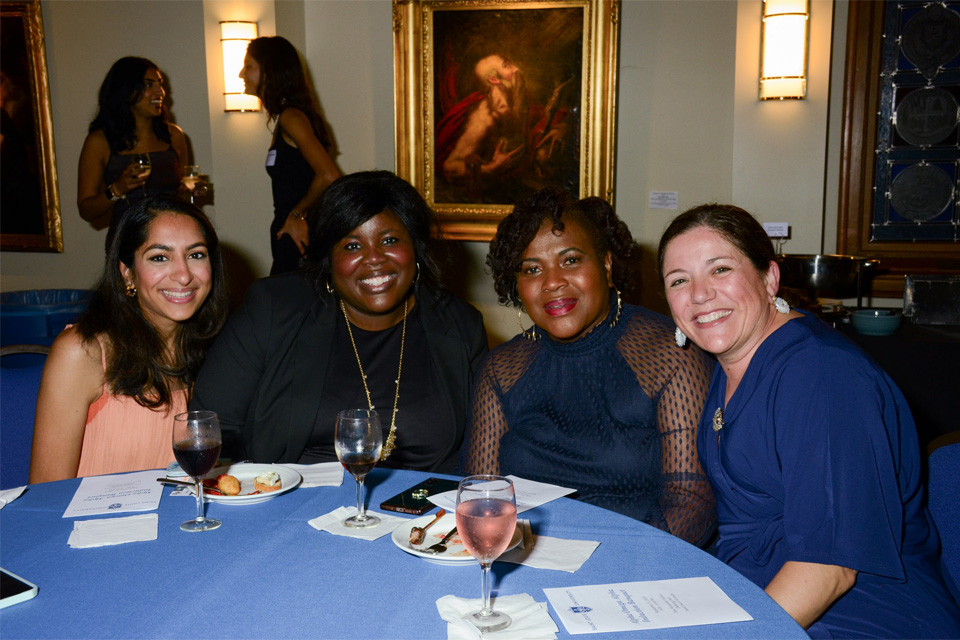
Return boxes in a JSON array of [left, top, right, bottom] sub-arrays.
[[192, 171, 487, 473]]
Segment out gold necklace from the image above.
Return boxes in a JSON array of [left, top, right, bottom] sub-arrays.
[[340, 298, 408, 461]]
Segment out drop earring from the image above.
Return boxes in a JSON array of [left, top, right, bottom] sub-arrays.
[[518, 308, 539, 341], [609, 288, 622, 328], [774, 296, 790, 314], [675, 327, 687, 348]]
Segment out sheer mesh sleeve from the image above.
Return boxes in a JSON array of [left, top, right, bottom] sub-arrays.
[[460, 340, 538, 475], [617, 316, 717, 546]]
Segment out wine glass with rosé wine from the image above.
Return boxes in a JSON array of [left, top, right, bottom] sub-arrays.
[[172, 411, 222, 532], [334, 409, 383, 528], [456, 475, 518, 633]]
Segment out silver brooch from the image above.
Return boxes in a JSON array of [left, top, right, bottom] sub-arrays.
[[713, 407, 724, 432]]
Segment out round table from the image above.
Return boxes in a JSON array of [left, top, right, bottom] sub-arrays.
[[0, 468, 806, 639]]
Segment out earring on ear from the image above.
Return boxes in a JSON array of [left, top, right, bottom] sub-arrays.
[[774, 296, 790, 314], [675, 326, 687, 348], [518, 308, 539, 341], [414, 262, 421, 286], [609, 287, 622, 328], [125, 283, 137, 298], [325, 279, 334, 295]]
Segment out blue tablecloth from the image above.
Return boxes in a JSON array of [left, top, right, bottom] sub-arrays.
[[0, 469, 807, 639]]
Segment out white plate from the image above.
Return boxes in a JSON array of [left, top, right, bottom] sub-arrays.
[[198, 463, 302, 505], [391, 512, 522, 566]]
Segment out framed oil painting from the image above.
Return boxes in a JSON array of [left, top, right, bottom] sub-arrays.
[[394, 0, 620, 240], [1, 0, 62, 252]]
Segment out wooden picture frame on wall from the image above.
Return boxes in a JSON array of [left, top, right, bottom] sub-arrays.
[[393, 0, 620, 241], [0, 0, 61, 253], [839, 0, 960, 297]]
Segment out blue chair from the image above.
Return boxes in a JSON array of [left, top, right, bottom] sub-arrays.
[[927, 437, 960, 604], [0, 345, 49, 489]]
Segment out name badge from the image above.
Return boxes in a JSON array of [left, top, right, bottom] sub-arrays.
[[265, 149, 277, 167]]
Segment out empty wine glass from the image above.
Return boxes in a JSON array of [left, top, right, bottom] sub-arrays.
[[182, 165, 201, 204], [334, 409, 382, 528], [456, 475, 517, 633], [134, 153, 152, 195], [172, 410, 222, 532]]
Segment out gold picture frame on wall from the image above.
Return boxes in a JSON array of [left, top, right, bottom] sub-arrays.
[[1, 0, 62, 252], [394, 0, 620, 241]]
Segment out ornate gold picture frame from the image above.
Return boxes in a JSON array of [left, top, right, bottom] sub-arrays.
[[394, 0, 620, 241], [1, 0, 62, 252]]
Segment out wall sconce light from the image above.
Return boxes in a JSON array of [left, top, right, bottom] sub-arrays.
[[759, 0, 809, 100], [221, 21, 259, 112]]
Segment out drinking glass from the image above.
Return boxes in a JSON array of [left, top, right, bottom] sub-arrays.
[[172, 410, 222, 532], [134, 153, 152, 194], [456, 475, 518, 633], [334, 409, 382, 528], [182, 165, 201, 204]]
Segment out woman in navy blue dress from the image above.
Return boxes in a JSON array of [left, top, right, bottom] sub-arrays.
[[462, 188, 716, 547], [658, 203, 960, 637]]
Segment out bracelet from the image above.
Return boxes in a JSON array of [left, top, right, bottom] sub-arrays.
[[290, 208, 307, 221], [105, 184, 125, 202]]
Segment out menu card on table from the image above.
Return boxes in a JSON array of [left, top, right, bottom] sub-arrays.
[[430, 475, 575, 514], [544, 577, 753, 634], [62, 470, 165, 518]]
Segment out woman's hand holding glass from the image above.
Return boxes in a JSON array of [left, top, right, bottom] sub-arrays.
[[456, 475, 518, 632], [335, 409, 383, 528]]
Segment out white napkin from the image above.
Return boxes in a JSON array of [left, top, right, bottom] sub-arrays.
[[278, 462, 343, 488], [307, 506, 405, 541], [499, 519, 599, 572], [437, 593, 558, 640], [0, 486, 26, 509], [67, 513, 159, 548]]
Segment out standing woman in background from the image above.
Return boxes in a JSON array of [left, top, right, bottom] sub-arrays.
[[78, 57, 189, 246], [240, 36, 340, 275]]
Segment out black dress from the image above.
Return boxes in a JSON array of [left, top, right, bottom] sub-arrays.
[[265, 123, 315, 275]]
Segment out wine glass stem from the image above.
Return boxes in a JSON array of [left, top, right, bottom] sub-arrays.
[[194, 478, 205, 521], [355, 477, 366, 519], [479, 562, 494, 616]]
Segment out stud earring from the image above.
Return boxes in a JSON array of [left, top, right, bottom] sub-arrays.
[[609, 287, 622, 328], [518, 308, 539, 341], [675, 326, 687, 348], [774, 296, 790, 314], [125, 283, 137, 298]]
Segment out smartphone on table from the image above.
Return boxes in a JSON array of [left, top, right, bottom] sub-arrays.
[[0, 568, 38, 609], [379, 477, 459, 515]]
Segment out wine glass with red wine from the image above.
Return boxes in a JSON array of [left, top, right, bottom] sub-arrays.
[[334, 409, 382, 528], [172, 410, 222, 532], [456, 475, 517, 632]]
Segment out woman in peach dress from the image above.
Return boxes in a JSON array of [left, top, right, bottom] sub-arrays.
[[29, 195, 228, 482]]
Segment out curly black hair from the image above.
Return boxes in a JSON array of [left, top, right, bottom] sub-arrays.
[[486, 188, 640, 307]]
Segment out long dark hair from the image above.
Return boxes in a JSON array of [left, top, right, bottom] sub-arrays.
[[89, 57, 172, 153], [487, 188, 640, 307], [245, 36, 331, 148], [76, 195, 229, 408], [657, 203, 777, 279], [304, 170, 441, 300]]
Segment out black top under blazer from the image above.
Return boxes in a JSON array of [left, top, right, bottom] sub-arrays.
[[191, 273, 488, 473]]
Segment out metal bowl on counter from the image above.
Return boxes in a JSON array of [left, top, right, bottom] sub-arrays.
[[777, 254, 880, 300]]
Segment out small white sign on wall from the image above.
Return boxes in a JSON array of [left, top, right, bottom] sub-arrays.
[[762, 222, 790, 238], [649, 191, 679, 209]]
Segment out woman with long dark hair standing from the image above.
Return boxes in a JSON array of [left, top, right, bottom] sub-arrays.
[[239, 36, 340, 275], [30, 195, 229, 483], [77, 57, 191, 245]]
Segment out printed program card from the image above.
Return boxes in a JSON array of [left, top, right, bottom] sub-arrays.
[[63, 470, 165, 518], [429, 475, 575, 514], [544, 577, 753, 634]]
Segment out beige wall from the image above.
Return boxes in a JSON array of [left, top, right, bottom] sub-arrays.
[[2, 0, 840, 340]]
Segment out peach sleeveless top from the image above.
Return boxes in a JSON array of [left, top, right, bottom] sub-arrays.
[[75, 334, 185, 477]]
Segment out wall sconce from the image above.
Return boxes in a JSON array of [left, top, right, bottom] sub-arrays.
[[221, 21, 259, 112], [759, 0, 809, 100]]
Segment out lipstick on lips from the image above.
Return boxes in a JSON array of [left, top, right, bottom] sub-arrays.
[[162, 289, 197, 304], [544, 297, 577, 317], [694, 309, 732, 325]]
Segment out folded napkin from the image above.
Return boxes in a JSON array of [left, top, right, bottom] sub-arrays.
[[67, 513, 159, 548], [437, 593, 558, 640], [278, 462, 343, 488], [499, 519, 599, 572], [307, 506, 405, 541], [0, 486, 26, 509]]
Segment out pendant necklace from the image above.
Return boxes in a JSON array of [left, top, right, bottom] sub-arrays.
[[341, 298, 408, 461], [713, 407, 724, 432]]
